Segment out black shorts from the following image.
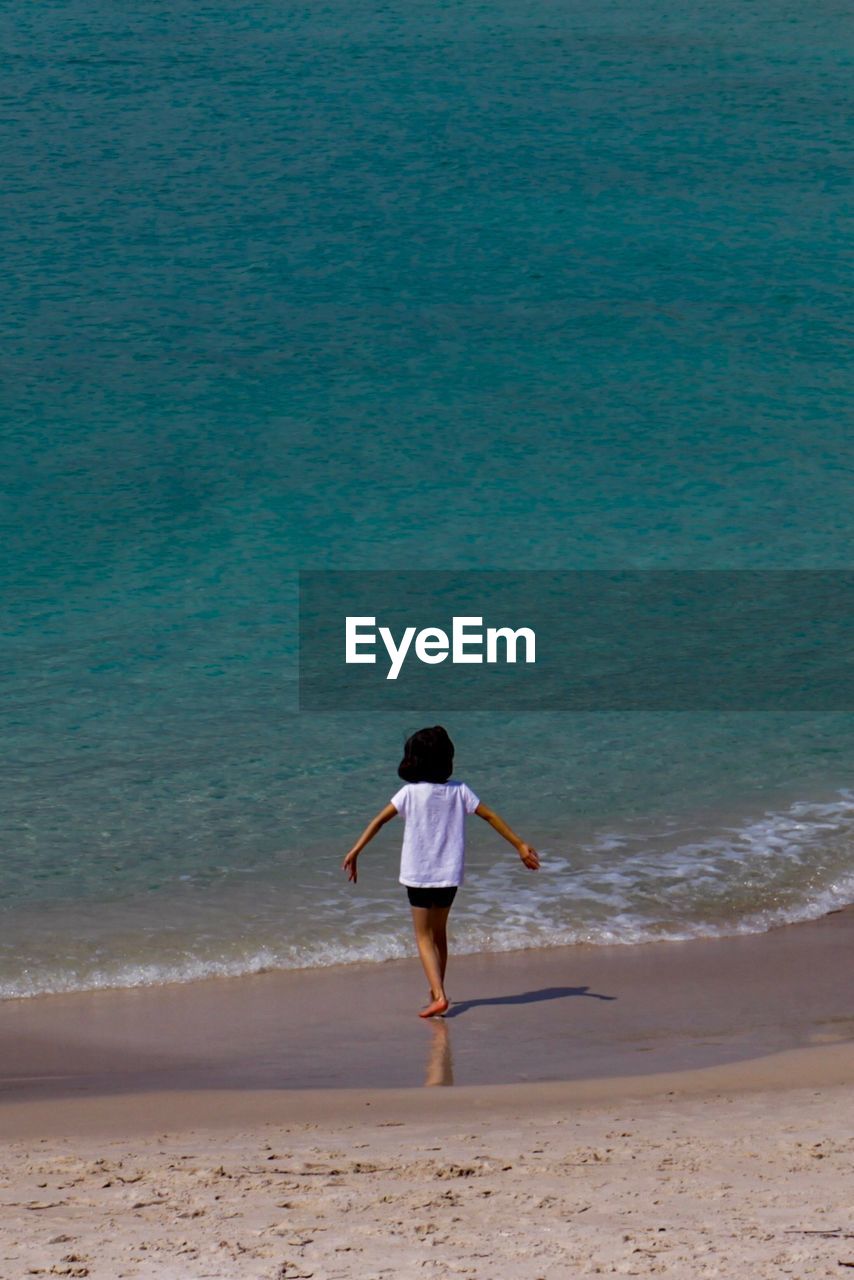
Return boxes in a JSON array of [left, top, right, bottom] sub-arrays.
[[405, 885, 458, 910]]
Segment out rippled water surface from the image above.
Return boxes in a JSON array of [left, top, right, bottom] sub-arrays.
[[2, 0, 851, 995]]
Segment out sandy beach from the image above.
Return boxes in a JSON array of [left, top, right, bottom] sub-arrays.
[[1, 910, 852, 1278]]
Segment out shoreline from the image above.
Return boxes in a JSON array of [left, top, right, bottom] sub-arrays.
[[1, 905, 851, 1122], [4, 891, 854, 1006]]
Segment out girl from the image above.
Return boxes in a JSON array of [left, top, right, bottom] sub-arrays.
[[342, 726, 540, 1018]]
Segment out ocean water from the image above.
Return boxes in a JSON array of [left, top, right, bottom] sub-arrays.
[[2, 0, 852, 998]]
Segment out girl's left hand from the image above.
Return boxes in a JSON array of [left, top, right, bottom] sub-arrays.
[[342, 850, 359, 882]]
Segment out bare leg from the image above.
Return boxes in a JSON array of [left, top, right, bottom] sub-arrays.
[[428, 904, 452, 987], [410, 907, 448, 1016], [424, 1020, 453, 1087]]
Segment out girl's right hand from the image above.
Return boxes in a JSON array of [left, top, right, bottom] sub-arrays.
[[518, 844, 540, 870], [342, 850, 359, 882]]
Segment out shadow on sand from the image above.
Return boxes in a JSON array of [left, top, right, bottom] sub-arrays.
[[444, 984, 616, 1018]]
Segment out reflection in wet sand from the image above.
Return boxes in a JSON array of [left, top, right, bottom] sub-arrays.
[[424, 1018, 453, 1086]]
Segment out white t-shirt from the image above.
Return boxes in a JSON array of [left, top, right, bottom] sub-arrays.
[[390, 780, 481, 887]]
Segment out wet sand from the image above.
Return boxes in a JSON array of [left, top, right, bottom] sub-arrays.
[[0, 906, 851, 1110]]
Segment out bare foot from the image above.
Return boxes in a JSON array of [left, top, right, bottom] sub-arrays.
[[419, 996, 449, 1019]]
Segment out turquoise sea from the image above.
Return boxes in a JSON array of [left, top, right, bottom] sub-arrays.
[[2, 0, 852, 997]]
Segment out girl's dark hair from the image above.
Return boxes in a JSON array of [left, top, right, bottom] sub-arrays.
[[398, 725, 454, 784]]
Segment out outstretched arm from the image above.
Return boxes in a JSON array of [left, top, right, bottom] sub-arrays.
[[342, 803, 398, 883], [475, 802, 540, 870]]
